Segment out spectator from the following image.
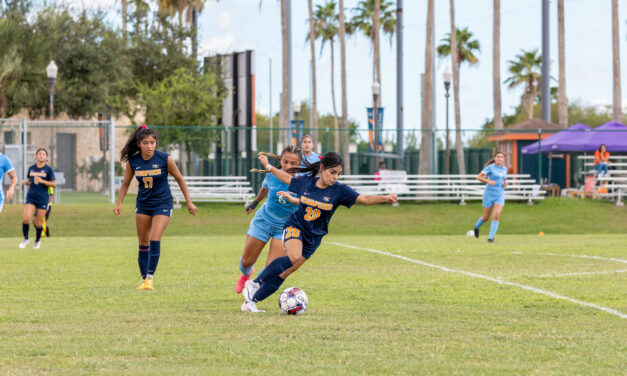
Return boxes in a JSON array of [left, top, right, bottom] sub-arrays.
[[594, 144, 610, 176], [374, 161, 387, 181]]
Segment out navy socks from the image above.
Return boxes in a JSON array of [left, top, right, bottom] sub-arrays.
[[147, 240, 161, 277], [35, 226, 43, 242], [138, 245, 150, 279], [252, 256, 293, 303], [252, 274, 286, 303], [22, 223, 29, 239]]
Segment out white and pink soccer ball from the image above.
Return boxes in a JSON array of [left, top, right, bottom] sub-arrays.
[[278, 287, 308, 315]]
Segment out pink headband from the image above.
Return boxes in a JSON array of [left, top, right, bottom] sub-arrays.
[[140, 125, 148, 129]]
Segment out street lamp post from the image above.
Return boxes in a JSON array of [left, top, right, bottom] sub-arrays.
[[46, 61, 58, 166], [372, 82, 380, 156], [443, 69, 452, 175]]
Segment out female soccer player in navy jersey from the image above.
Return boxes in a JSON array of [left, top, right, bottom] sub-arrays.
[[19, 148, 55, 249], [235, 146, 302, 293], [114, 126, 198, 290], [241, 152, 397, 312], [474, 151, 508, 243]]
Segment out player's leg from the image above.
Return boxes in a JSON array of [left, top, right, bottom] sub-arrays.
[[19, 204, 36, 248], [474, 204, 492, 238], [44, 204, 52, 237], [488, 203, 504, 242], [145, 214, 171, 284], [135, 212, 152, 289], [32, 208, 47, 249], [236, 235, 266, 293]]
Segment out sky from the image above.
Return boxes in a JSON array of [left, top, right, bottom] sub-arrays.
[[64, 0, 627, 144]]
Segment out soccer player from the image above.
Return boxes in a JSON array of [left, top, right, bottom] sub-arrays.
[[114, 125, 198, 290], [474, 151, 508, 243], [20, 148, 56, 249], [0, 150, 17, 214], [300, 135, 320, 166], [235, 146, 302, 293], [241, 152, 398, 312]]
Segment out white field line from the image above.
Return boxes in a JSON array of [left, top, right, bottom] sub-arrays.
[[329, 242, 627, 320], [539, 253, 627, 265], [536, 269, 627, 278]]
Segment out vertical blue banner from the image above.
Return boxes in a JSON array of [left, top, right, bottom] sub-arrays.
[[290, 120, 305, 147], [367, 107, 384, 153]]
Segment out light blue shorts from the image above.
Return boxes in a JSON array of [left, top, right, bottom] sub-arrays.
[[247, 213, 284, 242], [482, 191, 505, 208]]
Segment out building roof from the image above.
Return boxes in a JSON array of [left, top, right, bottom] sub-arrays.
[[488, 118, 562, 141]]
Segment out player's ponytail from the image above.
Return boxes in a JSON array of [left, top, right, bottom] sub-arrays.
[[483, 151, 504, 168], [293, 151, 343, 176], [121, 125, 159, 162], [250, 146, 302, 173]]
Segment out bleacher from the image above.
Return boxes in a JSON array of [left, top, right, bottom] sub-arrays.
[[578, 155, 627, 206], [167, 176, 254, 204]]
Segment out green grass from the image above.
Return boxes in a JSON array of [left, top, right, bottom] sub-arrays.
[[0, 234, 625, 375], [0, 200, 626, 374]]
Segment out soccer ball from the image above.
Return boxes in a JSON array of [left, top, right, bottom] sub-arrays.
[[466, 230, 475, 237], [278, 287, 308, 315]]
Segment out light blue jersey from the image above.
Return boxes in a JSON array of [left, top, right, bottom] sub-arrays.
[[257, 173, 298, 227], [481, 163, 507, 207], [0, 153, 15, 203], [301, 152, 320, 166]]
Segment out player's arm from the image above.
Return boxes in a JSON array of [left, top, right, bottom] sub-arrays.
[[277, 191, 300, 205], [35, 177, 56, 188], [5, 170, 17, 201], [476, 172, 495, 186], [114, 163, 135, 216], [258, 155, 292, 185], [167, 156, 198, 216], [246, 187, 268, 214], [355, 194, 398, 205]]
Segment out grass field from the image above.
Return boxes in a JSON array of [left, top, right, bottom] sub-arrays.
[[0, 200, 626, 374]]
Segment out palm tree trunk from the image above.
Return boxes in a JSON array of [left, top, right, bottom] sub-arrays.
[[281, 0, 289, 146], [557, 0, 567, 128], [373, 0, 381, 95], [493, 0, 503, 130], [449, 0, 465, 174], [612, 0, 622, 122], [419, 0, 434, 174], [122, 0, 127, 40], [178, 10, 184, 52], [330, 40, 340, 153], [338, 0, 350, 174], [308, 0, 319, 145], [527, 78, 536, 119]]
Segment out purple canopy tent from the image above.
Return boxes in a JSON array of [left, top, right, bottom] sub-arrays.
[[520, 123, 592, 154], [575, 121, 627, 152]]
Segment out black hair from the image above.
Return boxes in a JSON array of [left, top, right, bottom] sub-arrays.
[[379, 161, 386, 167], [120, 126, 158, 162], [484, 151, 505, 168], [292, 151, 343, 176], [598, 144, 607, 152], [250, 146, 303, 174], [35, 148, 48, 156]]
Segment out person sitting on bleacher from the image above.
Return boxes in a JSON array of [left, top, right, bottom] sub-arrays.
[[594, 144, 610, 176], [374, 161, 387, 181]]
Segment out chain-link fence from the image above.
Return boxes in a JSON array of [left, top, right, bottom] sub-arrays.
[[2, 120, 626, 204]]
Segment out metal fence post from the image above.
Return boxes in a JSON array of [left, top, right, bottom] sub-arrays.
[[537, 128, 542, 184], [22, 118, 27, 204], [109, 118, 115, 204]]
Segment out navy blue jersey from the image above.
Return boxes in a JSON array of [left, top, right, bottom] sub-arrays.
[[128, 150, 173, 208], [284, 174, 360, 238], [26, 164, 55, 204]]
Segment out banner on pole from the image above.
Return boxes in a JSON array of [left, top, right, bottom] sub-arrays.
[[367, 107, 384, 153], [290, 120, 304, 147]]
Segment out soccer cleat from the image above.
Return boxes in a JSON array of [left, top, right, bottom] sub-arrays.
[[487, 238, 495, 243], [143, 278, 154, 290], [33, 241, 41, 249], [136, 279, 147, 289], [18, 239, 30, 249], [235, 267, 254, 294], [242, 279, 261, 302], [474, 228, 479, 238], [241, 301, 265, 313]]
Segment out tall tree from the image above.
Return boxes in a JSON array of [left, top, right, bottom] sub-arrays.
[[307, 0, 319, 143], [121, 0, 128, 40], [419, 0, 434, 174], [493, 0, 502, 130], [338, 0, 350, 173], [504, 49, 542, 119], [437, 26, 479, 174], [557, 0, 567, 128], [612, 0, 621, 122], [280, 0, 289, 146], [312, 0, 340, 152]]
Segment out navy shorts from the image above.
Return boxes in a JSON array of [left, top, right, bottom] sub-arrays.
[[135, 206, 173, 217], [26, 198, 48, 210], [282, 225, 322, 260]]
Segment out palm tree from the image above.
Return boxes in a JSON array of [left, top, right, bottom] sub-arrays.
[[121, 0, 127, 40], [493, 0, 502, 130], [185, 0, 205, 62], [281, 0, 289, 146], [419, 0, 434, 174], [307, 0, 319, 143], [557, 0, 567, 128], [437, 26, 479, 175], [157, 0, 187, 50], [504, 49, 542, 119], [612, 0, 621, 122], [311, 1, 340, 152], [348, 0, 396, 93], [338, 0, 350, 173]]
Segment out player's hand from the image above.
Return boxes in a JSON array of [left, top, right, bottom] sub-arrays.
[[113, 204, 121, 216], [21, 180, 28, 186], [245, 200, 258, 214], [187, 202, 198, 216], [488, 180, 496, 186], [34, 176, 41, 185], [258, 155, 269, 168], [6, 187, 14, 201], [386, 194, 398, 204]]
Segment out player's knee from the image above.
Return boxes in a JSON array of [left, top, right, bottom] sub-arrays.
[[241, 255, 255, 268], [287, 253, 305, 265], [492, 214, 500, 221]]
